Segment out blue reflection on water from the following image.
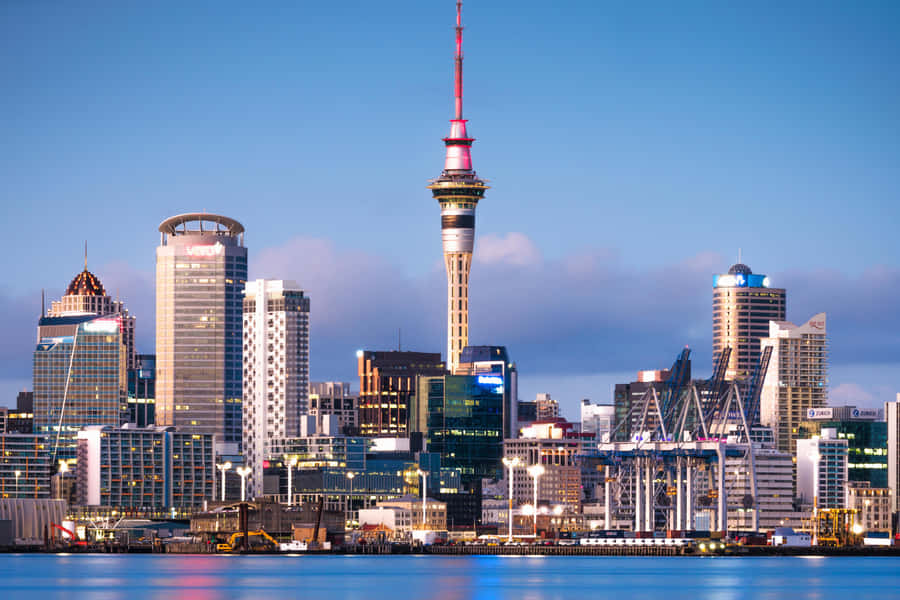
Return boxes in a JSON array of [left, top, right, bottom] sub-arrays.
[[0, 555, 898, 600]]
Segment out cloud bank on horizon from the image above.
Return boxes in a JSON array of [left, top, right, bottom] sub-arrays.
[[1, 232, 897, 410]]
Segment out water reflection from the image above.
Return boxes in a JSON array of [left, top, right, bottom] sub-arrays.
[[0, 555, 898, 600]]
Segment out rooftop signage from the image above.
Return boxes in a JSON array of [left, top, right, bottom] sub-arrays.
[[185, 242, 224, 257], [713, 273, 770, 288]]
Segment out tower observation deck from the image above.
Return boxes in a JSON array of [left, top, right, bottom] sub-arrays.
[[427, 1, 489, 373]]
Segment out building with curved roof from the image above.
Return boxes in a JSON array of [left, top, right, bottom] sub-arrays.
[[155, 213, 247, 449], [712, 263, 786, 381]]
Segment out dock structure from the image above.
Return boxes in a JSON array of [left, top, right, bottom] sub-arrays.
[[587, 347, 773, 536]]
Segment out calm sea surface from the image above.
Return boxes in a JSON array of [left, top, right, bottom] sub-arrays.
[[1, 554, 898, 600]]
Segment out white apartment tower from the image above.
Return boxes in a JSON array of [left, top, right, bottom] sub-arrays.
[[242, 279, 310, 500], [887, 396, 900, 512], [796, 428, 849, 509], [760, 313, 828, 455]]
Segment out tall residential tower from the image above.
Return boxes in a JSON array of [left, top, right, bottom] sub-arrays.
[[242, 279, 310, 499], [427, 2, 489, 373], [712, 263, 786, 381]]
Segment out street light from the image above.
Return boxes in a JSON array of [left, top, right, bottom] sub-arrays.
[[216, 461, 232, 502], [501, 457, 522, 542], [14, 470, 21, 498], [416, 469, 427, 530], [346, 471, 355, 528], [284, 455, 298, 507], [527, 464, 545, 539], [236, 466, 252, 502]]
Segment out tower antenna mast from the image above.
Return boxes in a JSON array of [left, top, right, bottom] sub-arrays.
[[454, 1, 463, 120]]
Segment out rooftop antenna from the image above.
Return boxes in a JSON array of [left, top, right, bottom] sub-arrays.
[[84, 240, 88, 270], [41, 289, 45, 317], [454, 1, 464, 120], [738, 248, 742, 264], [398, 328, 402, 352]]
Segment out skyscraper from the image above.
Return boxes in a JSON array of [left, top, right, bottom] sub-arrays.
[[712, 263, 786, 380], [48, 259, 137, 370], [155, 213, 247, 450], [760, 313, 828, 455], [427, 2, 489, 373], [34, 315, 126, 461], [242, 279, 310, 499]]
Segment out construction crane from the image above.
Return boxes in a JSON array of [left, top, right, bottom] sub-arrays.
[[216, 529, 278, 553]]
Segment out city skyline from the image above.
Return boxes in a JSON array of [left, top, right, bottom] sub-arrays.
[[2, 1, 899, 416]]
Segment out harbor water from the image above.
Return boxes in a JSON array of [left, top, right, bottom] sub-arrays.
[[1, 554, 899, 599]]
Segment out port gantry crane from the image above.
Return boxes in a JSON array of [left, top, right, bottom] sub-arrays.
[[596, 346, 771, 534]]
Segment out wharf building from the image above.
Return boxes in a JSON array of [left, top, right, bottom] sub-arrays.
[[309, 382, 359, 434], [242, 279, 310, 499], [798, 406, 887, 489], [357, 351, 445, 438], [0, 434, 52, 499], [726, 428, 795, 532], [33, 315, 126, 461], [155, 213, 247, 451], [846, 483, 892, 533], [76, 425, 214, 509], [760, 313, 828, 456], [796, 428, 849, 509], [712, 263, 786, 381], [426, 1, 489, 373], [503, 422, 584, 513], [887, 396, 900, 512], [124, 354, 155, 428], [358, 495, 448, 535], [263, 421, 458, 524], [48, 260, 137, 370]]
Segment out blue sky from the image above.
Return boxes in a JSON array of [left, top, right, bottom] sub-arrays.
[[2, 1, 898, 417]]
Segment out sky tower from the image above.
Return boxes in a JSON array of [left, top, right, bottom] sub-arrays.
[[428, 1, 489, 373]]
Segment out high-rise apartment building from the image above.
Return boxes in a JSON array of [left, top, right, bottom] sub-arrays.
[[887, 396, 900, 512], [34, 315, 126, 461], [357, 351, 445, 437], [309, 382, 358, 434], [48, 261, 137, 370], [0, 434, 52, 499], [760, 313, 828, 455], [242, 279, 310, 499], [796, 428, 848, 509], [76, 425, 214, 509], [426, 3, 489, 373], [581, 399, 615, 442], [712, 263, 786, 381], [155, 213, 247, 449]]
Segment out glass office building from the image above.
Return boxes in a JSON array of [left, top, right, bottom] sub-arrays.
[[418, 374, 504, 483], [155, 214, 247, 449], [33, 316, 126, 461]]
